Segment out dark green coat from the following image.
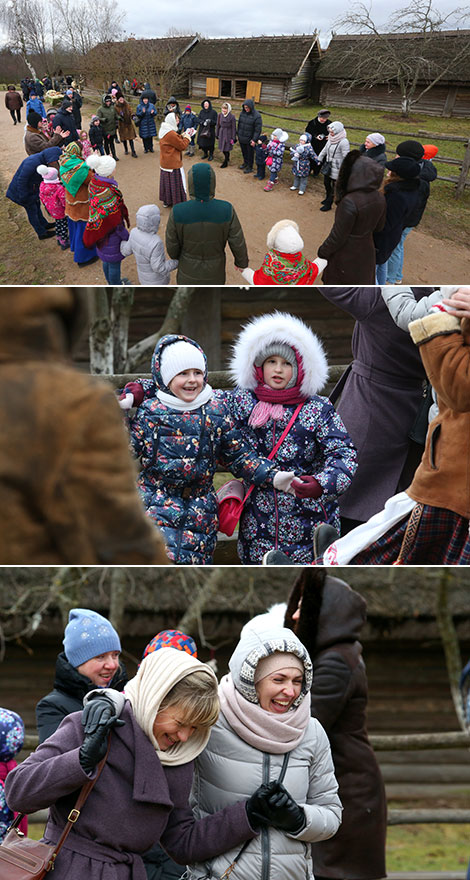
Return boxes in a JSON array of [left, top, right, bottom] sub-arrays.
[[165, 163, 248, 284], [96, 95, 118, 135]]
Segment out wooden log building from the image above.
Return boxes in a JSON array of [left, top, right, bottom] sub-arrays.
[[316, 30, 470, 117], [179, 35, 321, 106]]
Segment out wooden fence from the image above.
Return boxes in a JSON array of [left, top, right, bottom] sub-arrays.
[[80, 87, 470, 197]]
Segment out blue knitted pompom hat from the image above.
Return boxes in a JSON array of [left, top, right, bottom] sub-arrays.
[[63, 608, 121, 667]]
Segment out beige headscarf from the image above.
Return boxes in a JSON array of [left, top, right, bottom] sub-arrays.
[[124, 648, 218, 766]]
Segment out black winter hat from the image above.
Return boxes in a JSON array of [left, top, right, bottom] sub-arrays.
[[385, 156, 421, 179], [396, 139, 425, 160], [27, 110, 42, 128]]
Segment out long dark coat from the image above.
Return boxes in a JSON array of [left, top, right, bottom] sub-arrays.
[[374, 178, 420, 264], [318, 154, 386, 284], [116, 99, 137, 140], [284, 572, 387, 880], [319, 287, 428, 521], [5, 705, 256, 880], [216, 112, 236, 152], [197, 100, 217, 149]]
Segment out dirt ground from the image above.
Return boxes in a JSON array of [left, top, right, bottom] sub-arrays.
[[2, 104, 469, 285]]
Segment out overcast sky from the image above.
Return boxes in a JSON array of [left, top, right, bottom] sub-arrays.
[[118, 0, 468, 45]]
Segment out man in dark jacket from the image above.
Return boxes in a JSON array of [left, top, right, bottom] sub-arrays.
[[237, 99, 262, 173], [66, 86, 83, 128], [6, 146, 61, 238], [166, 162, 248, 283], [52, 99, 79, 144], [306, 109, 330, 174], [4, 85, 23, 124], [386, 139, 438, 283]]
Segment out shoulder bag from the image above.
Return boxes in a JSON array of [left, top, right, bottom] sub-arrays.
[[0, 738, 110, 880], [217, 404, 303, 537]]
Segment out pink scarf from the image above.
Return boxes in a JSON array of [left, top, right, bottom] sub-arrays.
[[249, 354, 307, 427], [218, 673, 311, 754]]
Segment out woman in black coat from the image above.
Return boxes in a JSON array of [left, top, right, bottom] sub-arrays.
[[374, 156, 421, 284], [284, 569, 387, 880], [197, 99, 217, 160], [306, 109, 330, 174], [318, 151, 386, 284]]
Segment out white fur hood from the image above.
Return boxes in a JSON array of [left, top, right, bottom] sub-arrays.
[[229, 311, 329, 397]]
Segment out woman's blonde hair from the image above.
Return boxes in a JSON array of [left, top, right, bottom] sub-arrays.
[[159, 670, 219, 730]]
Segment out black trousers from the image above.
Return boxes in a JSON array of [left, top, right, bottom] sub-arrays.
[[323, 173, 335, 206], [104, 135, 117, 159], [9, 108, 21, 123], [240, 141, 254, 168], [142, 136, 153, 152]]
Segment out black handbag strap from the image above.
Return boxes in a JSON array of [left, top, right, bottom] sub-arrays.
[[329, 363, 352, 406]]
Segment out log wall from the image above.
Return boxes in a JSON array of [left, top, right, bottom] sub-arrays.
[[318, 81, 470, 117]]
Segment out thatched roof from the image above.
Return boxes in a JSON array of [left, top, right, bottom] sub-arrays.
[[180, 35, 321, 77], [87, 35, 198, 68], [317, 30, 470, 85]]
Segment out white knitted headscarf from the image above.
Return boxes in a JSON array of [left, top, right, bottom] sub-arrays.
[[124, 648, 219, 766]]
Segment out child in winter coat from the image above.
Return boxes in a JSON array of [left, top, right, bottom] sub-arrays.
[[254, 135, 268, 179], [264, 128, 288, 191], [120, 204, 178, 284], [26, 92, 45, 119], [36, 164, 69, 250], [83, 153, 129, 284], [242, 220, 327, 285], [123, 334, 295, 565], [89, 115, 105, 155], [0, 708, 28, 842], [79, 129, 93, 159], [179, 105, 199, 156], [290, 133, 319, 195], [227, 312, 357, 564]]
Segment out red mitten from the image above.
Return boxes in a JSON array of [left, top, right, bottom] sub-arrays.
[[291, 476, 323, 499], [123, 381, 145, 406]]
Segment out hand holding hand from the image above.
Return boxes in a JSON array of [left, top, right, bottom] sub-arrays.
[[118, 392, 134, 410], [273, 471, 296, 495], [291, 475, 323, 499], [256, 782, 306, 833]]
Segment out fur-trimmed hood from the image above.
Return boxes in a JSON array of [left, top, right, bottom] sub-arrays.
[[229, 311, 329, 397]]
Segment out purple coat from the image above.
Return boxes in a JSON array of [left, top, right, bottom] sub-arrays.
[[319, 287, 428, 522], [5, 705, 255, 880], [216, 112, 236, 152], [96, 223, 129, 262]]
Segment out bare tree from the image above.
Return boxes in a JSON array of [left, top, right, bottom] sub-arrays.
[[331, 0, 470, 115], [50, 0, 125, 57], [86, 287, 196, 375], [86, 36, 190, 100]]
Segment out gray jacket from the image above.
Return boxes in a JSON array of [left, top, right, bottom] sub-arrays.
[[188, 713, 342, 880], [317, 138, 350, 180], [120, 204, 178, 284]]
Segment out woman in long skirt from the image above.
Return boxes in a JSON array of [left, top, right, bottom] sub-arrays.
[[158, 112, 192, 207]]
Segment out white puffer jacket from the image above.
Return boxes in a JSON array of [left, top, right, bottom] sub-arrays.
[[188, 712, 342, 880]]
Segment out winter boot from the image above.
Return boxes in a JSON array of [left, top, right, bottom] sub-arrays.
[[263, 181, 274, 191], [123, 141, 129, 155], [130, 141, 137, 157], [313, 524, 339, 559]]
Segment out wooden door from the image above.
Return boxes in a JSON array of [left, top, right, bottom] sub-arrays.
[[206, 77, 219, 97], [246, 80, 262, 102]]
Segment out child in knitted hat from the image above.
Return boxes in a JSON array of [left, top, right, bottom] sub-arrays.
[[290, 133, 319, 194], [83, 153, 130, 284], [254, 134, 268, 180], [264, 128, 289, 191], [37, 163, 69, 250], [89, 115, 105, 155], [0, 708, 27, 842], [242, 219, 327, 285], [179, 105, 199, 156], [79, 128, 93, 159], [120, 333, 297, 564]]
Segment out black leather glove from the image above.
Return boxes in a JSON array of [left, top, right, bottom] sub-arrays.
[[82, 694, 125, 735], [263, 783, 306, 833], [245, 782, 277, 829], [79, 725, 111, 775]]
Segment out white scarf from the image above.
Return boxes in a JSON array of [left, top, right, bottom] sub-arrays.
[[156, 383, 213, 412], [218, 673, 310, 754], [124, 649, 218, 766], [323, 490, 415, 565], [159, 112, 178, 139]]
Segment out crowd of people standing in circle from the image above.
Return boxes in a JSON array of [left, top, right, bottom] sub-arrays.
[[5, 76, 440, 285]]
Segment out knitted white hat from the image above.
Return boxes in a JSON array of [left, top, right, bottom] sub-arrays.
[[86, 153, 116, 177], [267, 219, 304, 253], [37, 164, 59, 181], [160, 340, 206, 387], [272, 128, 289, 143], [367, 132, 385, 146]]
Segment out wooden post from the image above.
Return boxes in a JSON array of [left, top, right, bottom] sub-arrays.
[[182, 287, 222, 370], [455, 138, 470, 199]]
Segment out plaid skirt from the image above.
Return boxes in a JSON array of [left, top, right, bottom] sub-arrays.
[[159, 169, 186, 206], [350, 504, 470, 565]]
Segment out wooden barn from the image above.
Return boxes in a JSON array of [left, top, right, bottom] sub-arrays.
[[316, 30, 470, 117], [180, 34, 322, 106]]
